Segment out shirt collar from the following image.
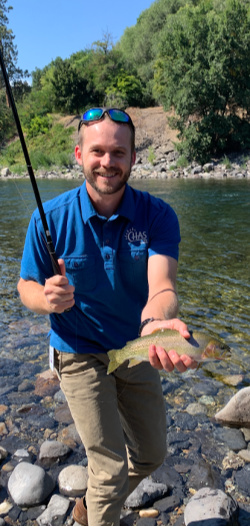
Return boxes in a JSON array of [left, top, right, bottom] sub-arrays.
[[80, 181, 135, 223]]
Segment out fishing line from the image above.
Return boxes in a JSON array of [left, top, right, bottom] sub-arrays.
[[0, 42, 61, 276], [10, 178, 34, 217]]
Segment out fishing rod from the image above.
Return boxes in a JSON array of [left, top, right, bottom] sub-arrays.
[[0, 42, 61, 276]]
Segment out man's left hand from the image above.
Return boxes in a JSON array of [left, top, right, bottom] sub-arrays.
[[145, 318, 198, 373]]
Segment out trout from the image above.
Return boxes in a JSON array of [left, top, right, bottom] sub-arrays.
[[107, 329, 230, 374]]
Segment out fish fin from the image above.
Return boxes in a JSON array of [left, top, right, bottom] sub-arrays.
[[107, 349, 120, 375], [128, 358, 141, 368]]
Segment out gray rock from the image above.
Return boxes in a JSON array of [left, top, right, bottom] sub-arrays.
[[213, 427, 247, 451], [190, 381, 219, 397], [54, 389, 66, 403], [153, 493, 182, 513], [125, 478, 168, 509], [173, 412, 198, 431], [0, 446, 8, 461], [184, 487, 238, 526], [39, 440, 71, 464], [234, 465, 250, 495], [191, 165, 203, 175], [58, 464, 88, 496], [1, 167, 11, 177], [188, 459, 222, 491], [8, 462, 55, 507], [185, 402, 206, 415], [203, 163, 214, 172], [152, 463, 182, 489], [36, 494, 70, 526], [215, 387, 250, 427], [13, 448, 31, 459]]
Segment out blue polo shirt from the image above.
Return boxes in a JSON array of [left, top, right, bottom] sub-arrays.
[[20, 181, 180, 354]]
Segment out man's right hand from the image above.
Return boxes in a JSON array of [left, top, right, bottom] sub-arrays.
[[44, 259, 75, 313]]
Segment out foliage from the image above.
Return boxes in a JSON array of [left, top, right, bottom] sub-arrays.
[[27, 114, 52, 138], [0, 0, 27, 85], [0, 0, 30, 142], [0, 122, 74, 172], [153, 0, 250, 162], [118, 0, 195, 103], [147, 146, 156, 165], [51, 57, 91, 114], [1, 0, 250, 166]]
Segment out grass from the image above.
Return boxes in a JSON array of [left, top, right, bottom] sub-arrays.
[[147, 146, 156, 165], [0, 123, 75, 174]]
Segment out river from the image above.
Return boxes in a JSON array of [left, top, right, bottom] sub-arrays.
[[0, 177, 250, 382]]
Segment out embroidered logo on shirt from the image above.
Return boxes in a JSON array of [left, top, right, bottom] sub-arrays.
[[125, 227, 148, 243]]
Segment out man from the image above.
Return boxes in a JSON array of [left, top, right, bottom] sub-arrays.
[[17, 108, 196, 526]]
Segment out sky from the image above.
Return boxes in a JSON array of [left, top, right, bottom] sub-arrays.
[[7, 0, 154, 75]]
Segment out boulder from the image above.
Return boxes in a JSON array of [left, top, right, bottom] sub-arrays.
[[8, 462, 54, 507], [184, 487, 238, 526], [215, 387, 250, 427]]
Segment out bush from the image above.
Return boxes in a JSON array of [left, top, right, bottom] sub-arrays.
[[177, 113, 250, 164], [27, 115, 52, 138]]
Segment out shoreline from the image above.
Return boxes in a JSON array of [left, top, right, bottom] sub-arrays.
[[1, 150, 250, 181]]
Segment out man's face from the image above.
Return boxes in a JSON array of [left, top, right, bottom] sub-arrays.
[[75, 118, 136, 198]]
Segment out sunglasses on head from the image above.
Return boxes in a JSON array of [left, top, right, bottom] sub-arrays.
[[78, 107, 134, 132]]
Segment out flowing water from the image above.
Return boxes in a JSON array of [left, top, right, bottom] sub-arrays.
[[0, 177, 250, 381]]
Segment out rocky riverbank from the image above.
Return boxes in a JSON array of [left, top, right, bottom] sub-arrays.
[[1, 148, 250, 181], [1, 319, 250, 527], [1, 106, 250, 181]]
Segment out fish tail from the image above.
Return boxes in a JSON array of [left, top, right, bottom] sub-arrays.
[[107, 349, 120, 375]]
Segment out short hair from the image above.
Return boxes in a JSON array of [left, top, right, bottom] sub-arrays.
[[78, 112, 135, 152]]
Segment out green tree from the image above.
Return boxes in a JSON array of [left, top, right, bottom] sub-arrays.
[[118, 0, 193, 103], [85, 34, 128, 106], [153, 0, 250, 162], [51, 57, 91, 114], [105, 72, 144, 107], [0, 0, 29, 142]]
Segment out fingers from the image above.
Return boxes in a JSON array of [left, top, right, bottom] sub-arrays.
[[58, 258, 66, 276], [149, 345, 175, 371], [148, 346, 198, 373], [44, 260, 75, 313], [163, 318, 190, 339], [141, 318, 190, 339]]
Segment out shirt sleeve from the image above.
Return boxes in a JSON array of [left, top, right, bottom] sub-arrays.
[[20, 211, 54, 284], [148, 198, 181, 261]]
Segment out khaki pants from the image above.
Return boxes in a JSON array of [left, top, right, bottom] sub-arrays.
[[55, 351, 166, 526]]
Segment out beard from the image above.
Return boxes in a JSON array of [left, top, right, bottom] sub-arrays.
[[82, 163, 132, 196]]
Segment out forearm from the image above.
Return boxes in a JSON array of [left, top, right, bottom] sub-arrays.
[[17, 278, 51, 315], [17, 263, 75, 315], [141, 288, 179, 322]]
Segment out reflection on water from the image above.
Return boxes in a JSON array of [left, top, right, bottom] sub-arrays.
[[0, 177, 250, 379]]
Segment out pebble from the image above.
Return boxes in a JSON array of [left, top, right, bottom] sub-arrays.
[[139, 508, 159, 518]]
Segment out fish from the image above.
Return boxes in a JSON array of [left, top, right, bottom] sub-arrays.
[[107, 329, 231, 374]]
